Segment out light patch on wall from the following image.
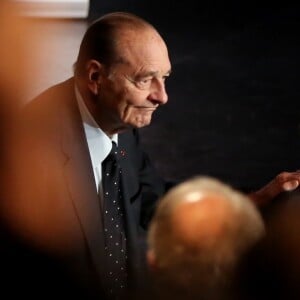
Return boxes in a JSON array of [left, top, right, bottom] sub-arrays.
[[14, 0, 90, 18]]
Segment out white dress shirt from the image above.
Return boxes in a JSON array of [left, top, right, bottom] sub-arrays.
[[75, 85, 118, 194]]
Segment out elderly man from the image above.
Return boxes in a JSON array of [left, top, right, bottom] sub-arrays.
[[4, 11, 300, 300]]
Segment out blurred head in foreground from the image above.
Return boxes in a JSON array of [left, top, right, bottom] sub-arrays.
[[147, 176, 265, 300]]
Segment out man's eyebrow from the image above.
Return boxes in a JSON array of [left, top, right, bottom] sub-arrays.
[[137, 69, 172, 78]]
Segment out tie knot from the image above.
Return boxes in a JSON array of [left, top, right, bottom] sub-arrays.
[[111, 141, 117, 152], [105, 141, 118, 163]]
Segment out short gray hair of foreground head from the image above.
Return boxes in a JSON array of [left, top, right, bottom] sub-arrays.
[[147, 176, 265, 286]]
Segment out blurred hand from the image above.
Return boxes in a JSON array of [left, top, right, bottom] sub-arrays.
[[249, 171, 300, 207]]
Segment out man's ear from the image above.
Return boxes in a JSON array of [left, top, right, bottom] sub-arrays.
[[86, 59, 103, 95], [147, 249, 158, 272]]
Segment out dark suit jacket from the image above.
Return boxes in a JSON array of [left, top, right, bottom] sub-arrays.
[[8, 78, 167, 298]]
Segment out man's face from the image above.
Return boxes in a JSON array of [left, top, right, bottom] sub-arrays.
[[95, 28, 171, 134]]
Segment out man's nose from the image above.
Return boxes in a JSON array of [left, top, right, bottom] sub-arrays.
[[148, 80, 168, 104]]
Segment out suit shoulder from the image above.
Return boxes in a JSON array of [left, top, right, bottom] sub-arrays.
[[26, 78, 74, 112], [21, 78, 75, 124]]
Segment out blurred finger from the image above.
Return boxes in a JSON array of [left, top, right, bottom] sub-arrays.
[[283, 180, 299, 191]]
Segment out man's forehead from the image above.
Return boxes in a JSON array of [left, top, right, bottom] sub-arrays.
[[115, 32, 170, 70], [117, 26, 166, 53]]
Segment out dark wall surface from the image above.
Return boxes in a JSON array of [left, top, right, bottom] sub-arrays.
[[89, 1, 300, 191]]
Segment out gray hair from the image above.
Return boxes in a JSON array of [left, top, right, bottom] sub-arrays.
[[147, 176, 265, 298], [74, 12, 156, 77]]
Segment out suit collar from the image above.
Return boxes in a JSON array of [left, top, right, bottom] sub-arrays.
[[58, 78, 106, 277]]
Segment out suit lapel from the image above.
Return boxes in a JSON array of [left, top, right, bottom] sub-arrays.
[[60, 80, 105, 277]]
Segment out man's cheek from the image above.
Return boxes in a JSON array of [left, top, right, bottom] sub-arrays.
[[122, 105, 135, 122]]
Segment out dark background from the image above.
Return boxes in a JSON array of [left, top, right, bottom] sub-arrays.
[[89, 1, 300, 191]]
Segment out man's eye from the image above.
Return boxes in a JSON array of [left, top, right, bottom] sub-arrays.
[[141, 79, 150, 84], [136, 78, 151, 88]]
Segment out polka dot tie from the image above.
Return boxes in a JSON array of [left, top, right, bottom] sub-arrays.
[[102, 142, 128, 299]]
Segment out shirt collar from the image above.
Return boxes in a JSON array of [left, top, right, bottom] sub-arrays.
[[75, 84, 118, 167]]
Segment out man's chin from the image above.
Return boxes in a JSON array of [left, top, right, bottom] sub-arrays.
[[130, 117, 152, 129], [122, 114, 153, 129], [137, 116, 153, 128]]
